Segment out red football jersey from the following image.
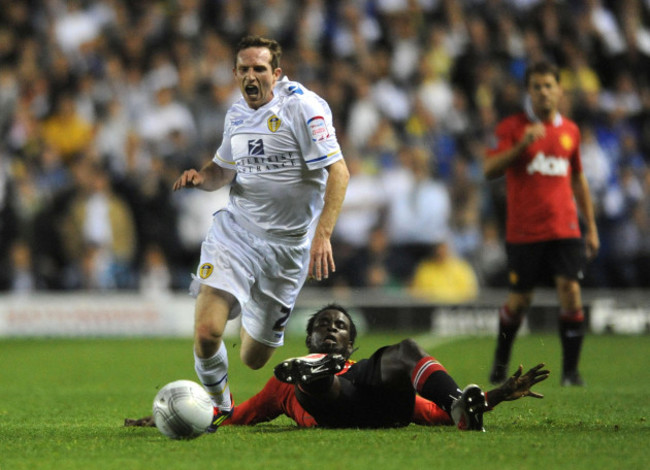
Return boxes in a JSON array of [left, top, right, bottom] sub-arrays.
[[487, 112, 583, 243]]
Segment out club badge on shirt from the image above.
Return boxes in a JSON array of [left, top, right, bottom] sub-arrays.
[[560, 133, 574, 151], [268, 115, 281, 133]]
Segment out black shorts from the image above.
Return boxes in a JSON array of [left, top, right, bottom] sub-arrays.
[[294, 347, 415, 428], [506, 238, 586, 292]]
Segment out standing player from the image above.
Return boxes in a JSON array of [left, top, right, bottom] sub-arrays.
[[172, 35, 349, 430], [483, 61, 599, 387]]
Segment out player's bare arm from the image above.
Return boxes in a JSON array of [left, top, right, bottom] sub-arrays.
[[309, 158, 350, 281], [483, 123, 546, 179], [172, 161, 236, 192], [571, 172, 600, 259], [486, 363, 550, 408]]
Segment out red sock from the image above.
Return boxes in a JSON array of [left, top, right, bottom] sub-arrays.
[[412, 357, 460, 413], [411, 356, 447, 393]]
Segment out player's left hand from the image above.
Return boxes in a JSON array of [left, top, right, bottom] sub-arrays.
[[585, 230, 600, 260], [308, 236, 335, 281], [497, 363, 550, 401], [124, 416, 155, 427]]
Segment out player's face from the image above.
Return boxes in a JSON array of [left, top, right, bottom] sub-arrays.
[[307, 310, 354, 357], [234, 47, 281, 110], [527, 72, 562, 119]]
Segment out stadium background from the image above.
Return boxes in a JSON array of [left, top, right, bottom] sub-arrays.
[[0, 0, 649, 335]]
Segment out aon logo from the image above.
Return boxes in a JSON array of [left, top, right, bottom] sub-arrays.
[[527, 152, 569, 176]]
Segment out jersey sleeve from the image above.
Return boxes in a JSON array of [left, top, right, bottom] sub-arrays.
[[213, 109, 237, 169], [289, 91, 343, 170], [486, 117, 518, 158], [226, 377, 317, 427]]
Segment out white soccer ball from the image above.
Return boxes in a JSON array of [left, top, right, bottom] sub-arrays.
[[152, 380, 214, 440]]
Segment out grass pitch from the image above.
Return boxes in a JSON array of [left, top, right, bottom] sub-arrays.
[[1, 333, 648, 470]]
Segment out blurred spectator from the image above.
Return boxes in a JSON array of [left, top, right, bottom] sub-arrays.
[[6, 239, 39, 295], [328, 1, 381, 61], [59, 162, 136, 289], [248, 0, 296, 44], [331, 155, 387, 287], [369, 47, 412, 125], [363, 226, 394, 289], [94, 98, 137, 177], [346, 76, 382, 151], [448, 157, 482, 262], [383, 146, 451, 283], [410, 241, 479, 304], [296, 0, 327, 50], [416, 59, 455, 124], [139, 243, 172, 297], [385, 10, 422, 85], [192, 79, 236, 156], [475, 218, 507, 287], [138, 64, 198, 168], [0, 152, 19, 289], [40, 92, 94, 164], [635, 170, 650, 286]]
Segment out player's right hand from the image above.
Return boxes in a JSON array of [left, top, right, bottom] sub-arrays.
[[522, 123, 546, 146], [173, 169, 204, 191]]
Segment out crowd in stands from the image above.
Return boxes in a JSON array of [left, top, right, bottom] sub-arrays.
[[1, 0, 650, 298]]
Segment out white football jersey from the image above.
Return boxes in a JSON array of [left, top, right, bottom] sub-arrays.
[[214, 77, 343, 239]]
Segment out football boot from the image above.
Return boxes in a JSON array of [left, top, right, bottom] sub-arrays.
[[451, 384, 487, 431], [274, 353, 346, 385]]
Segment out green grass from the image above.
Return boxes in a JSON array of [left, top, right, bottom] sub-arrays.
[[1, 333, 648, 470]]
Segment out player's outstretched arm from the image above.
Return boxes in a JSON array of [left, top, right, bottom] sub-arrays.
[[486, 363, 550, 409], [172, 161, 236, 192]]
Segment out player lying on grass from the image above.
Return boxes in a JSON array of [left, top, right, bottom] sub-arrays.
[[126, 304, 549, 431]]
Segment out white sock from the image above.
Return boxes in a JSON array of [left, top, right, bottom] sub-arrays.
[[194, 342, 232, 410]]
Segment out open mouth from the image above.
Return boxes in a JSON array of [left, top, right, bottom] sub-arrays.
[[245, 84, 259, 97], [324, 335, 337, 344]]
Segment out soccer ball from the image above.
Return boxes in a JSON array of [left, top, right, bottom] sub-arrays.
[[152, 380, 214, 440]]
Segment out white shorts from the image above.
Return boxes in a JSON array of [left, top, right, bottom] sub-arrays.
[[190, 210, 311, 347]]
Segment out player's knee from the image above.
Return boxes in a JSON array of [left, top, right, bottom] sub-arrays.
[[194, 316, 223, 338], [240, 350, 269, 370], [193, 317, 225, 354], [396, 338, 427, 364], [558, 279, 580, 297], [194, 330, 220, 357], [507, 294, 532, 317], [240, 342, 274, 370]]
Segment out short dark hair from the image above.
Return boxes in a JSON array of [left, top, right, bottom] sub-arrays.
[[306, 303, 357, 345], [235, 35, 282, 70], [524, 61, 560, 87]]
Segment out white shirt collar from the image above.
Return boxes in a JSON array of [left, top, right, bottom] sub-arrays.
[[524, 95, 563, 127]]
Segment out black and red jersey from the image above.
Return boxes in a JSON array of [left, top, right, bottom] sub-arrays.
[[226, 360, 451, 427]]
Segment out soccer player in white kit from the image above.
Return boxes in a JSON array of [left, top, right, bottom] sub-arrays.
[[172, 35, 349, 430]]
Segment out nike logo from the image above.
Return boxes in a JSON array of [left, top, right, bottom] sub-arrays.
[[310, 364, 329, 374]]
